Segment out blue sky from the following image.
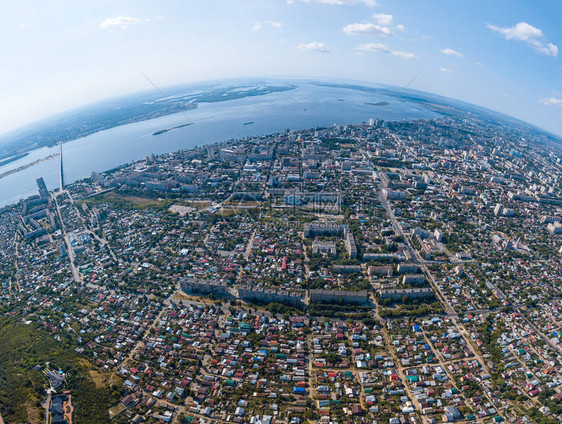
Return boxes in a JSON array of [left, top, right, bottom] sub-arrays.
[[1, 0, 562, 135]]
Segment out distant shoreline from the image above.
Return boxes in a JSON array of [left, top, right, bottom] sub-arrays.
[[152, 123, 192, 136], [3, 78, 559, 210], [0, 84, 296, 160], [0, 152, 29, 168], [0, 153, 59, 181]]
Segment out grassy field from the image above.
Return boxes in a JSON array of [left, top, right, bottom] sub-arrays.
[[79, 191, 172, 210]]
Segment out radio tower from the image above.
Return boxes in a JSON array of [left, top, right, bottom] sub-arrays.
[[59, 141, 64, 192]]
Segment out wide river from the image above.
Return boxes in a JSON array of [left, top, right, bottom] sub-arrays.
[[0, 83, 439, 207]]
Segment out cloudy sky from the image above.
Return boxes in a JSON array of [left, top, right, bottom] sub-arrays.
[[2, 0, 562, 135]]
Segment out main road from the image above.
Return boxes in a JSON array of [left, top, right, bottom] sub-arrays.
[[377, 185, 456, 316], [52, 191, 82, 283]]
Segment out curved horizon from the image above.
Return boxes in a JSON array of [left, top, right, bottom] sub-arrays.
[[1, 76, 560, 150]]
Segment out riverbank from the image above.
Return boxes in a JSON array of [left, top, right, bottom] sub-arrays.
[[0, 153, 59, 181], [0, 152, 29, 167]]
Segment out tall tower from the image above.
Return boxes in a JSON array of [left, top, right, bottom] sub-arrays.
[[59, 141, 64, 192]]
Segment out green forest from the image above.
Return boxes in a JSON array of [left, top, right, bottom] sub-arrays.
[[0, 317, 117, 423]]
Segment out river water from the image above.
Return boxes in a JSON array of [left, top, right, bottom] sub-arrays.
[[0, 82, 439, 207]]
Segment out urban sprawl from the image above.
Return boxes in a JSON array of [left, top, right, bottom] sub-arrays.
[[2, 115, 562, 424]]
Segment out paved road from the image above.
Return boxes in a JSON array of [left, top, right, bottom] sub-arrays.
[[379, 323, 429, 424], [120, 287, 177, 369], [43, 391, 52, 424], [52, 192, 82, 283], [376, 183, 458, 317], [10, 238, 20, 296], [378, 188, 419, 262], [519, 310, 562, 356]]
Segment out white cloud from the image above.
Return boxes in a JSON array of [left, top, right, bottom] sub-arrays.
[[252, 21, 283, 31], [356, 43, 416, 59], [100, 16, 142, 30], [267, 20, 283, 29], [372, 13, 393, 26], [298, 42, 330, 52], [487, 22, 558, 57], [441, 48, 463, 58], [343, 23, 392, 36], [488, 21, 541, 41], [440, 67, 453, 73], [540, 97, 562, 106], [295, 0, 377, 6], [343, 13, 405, 37], [392, 51, 415, 59]]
